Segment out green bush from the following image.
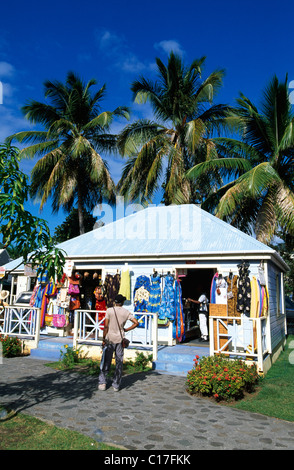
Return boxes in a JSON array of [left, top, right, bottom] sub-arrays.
[[186, 354, 259, 402], [0, 335, 22, 357], [59, 344, 83, 368], [128, 352, 153, 371]]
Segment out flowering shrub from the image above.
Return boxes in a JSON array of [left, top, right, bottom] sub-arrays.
[[59, 344, 83, 368], [0, 335, 22, 357], [186, 354, 259, 401]]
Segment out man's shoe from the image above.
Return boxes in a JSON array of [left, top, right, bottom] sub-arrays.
[[98, 384, 106, 391], [112, 386, 119, 392]]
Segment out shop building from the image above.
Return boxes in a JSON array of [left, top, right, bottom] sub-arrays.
[[1, 204, 288, 374]]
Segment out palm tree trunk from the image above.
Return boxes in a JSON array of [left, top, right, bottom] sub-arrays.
[[77, 185, 85, 235]]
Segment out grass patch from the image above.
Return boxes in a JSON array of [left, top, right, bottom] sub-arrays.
[[46, 348, 153, 377], [0, 350, 152, 450], [0, 409, 119, 450], [228, 335, 294, 422]]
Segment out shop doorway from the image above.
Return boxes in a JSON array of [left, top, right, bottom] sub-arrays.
[[178, 268, 216, 343]]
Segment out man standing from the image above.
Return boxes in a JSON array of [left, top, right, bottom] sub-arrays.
[[98, 294, 139, 391], [187, 288, 209, 342]]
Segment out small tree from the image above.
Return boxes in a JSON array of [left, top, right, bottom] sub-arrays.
[[53, 208, 98, 243], [0, 143, 65, 280]]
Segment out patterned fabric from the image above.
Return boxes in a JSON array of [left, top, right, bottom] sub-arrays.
[[237, 263, 251, 315], [226, 275, 238, 318], [147, 275, 161, 313], [158, 274, 175, 321], [104, 274, 121, 307], [133, 275, 151, 327], [174, 279, 185, 342]]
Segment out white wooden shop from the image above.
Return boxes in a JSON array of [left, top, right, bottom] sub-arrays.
[[1, 204, 288, 372]]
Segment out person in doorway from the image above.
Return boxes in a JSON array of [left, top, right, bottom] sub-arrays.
[[187, 288, 209, 342], [98, 294, 139, 391]]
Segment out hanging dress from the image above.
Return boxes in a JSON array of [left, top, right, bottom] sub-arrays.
[[174, 279, 185, 342], [104, 273, 121, 307], [118, 267, 131, 300], [236, 264, 251, 315], [133, 275, 151, 328], [158, 274, 176, 321], [226, 274, 239, 322], [147, 275, 161, 313]]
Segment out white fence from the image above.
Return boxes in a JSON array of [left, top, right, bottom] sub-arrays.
[[1, 307, 269, 370], [73, 310, 159, 360], [209, 315, 269, 372], [0, 306, 41, 347]]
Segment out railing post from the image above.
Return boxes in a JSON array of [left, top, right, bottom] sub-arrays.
[[34, 308, 41, 348], [256, 317, 263, 372], [73, 310, 79, 350], [152, 313, 158, 361], [209, 316, 214, 356]]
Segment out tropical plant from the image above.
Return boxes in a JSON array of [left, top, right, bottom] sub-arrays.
[[117, 52, 238, 205], [53, 208, 98, 243], [0, 143, 65, 279], [187, 75, 294, 243], [7, 72, 130, 234]]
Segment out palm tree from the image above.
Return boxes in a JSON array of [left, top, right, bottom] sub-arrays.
[[7, 72, 130, 234], [117, 52, 238, 205], [187, 75, 294, 243]]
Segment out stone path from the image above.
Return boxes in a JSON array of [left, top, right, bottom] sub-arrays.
[[1, 356, 294, 450]]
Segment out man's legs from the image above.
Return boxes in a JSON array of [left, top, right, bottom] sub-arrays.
[[98, 343, 114, 388], [112, 342, 124, 390], [199, 313, 208, 340]]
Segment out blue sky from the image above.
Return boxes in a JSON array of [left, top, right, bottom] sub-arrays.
[[1, 0, 294, 233]]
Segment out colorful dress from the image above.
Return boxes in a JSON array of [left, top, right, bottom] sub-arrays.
[[133, 275, 151, 328], [133, 275, 150, 312], [174, 279, 185, 342], [147, 275, 161, 313], [158, 274, 175, 321]]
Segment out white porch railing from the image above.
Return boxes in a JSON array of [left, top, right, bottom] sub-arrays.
[[73, 310, 159, 360], [1, 306, 41, 347], [209, 315, 269, 372]]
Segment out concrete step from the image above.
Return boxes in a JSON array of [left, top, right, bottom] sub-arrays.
[[153, 344, 210, 376], [29, 337, 72, 362]]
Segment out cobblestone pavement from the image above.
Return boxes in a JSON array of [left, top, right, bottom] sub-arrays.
[[1, 356, 294, 451]]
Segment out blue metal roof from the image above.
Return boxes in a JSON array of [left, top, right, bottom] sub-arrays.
[[56, 204, 276, 258]]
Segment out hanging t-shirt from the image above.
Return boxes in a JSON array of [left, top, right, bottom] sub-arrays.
[[215, 278, 228, 304], [198, 294, 208, 312]]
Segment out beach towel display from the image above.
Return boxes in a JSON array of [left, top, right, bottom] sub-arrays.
[[158, 273, 176, 321], [210, 272, 218, 303], [250, 276, 260, 318], [40, 282, 57, 327]]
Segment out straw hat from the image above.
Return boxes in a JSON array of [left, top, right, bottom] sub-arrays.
[[0, 290, 9, 300]]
